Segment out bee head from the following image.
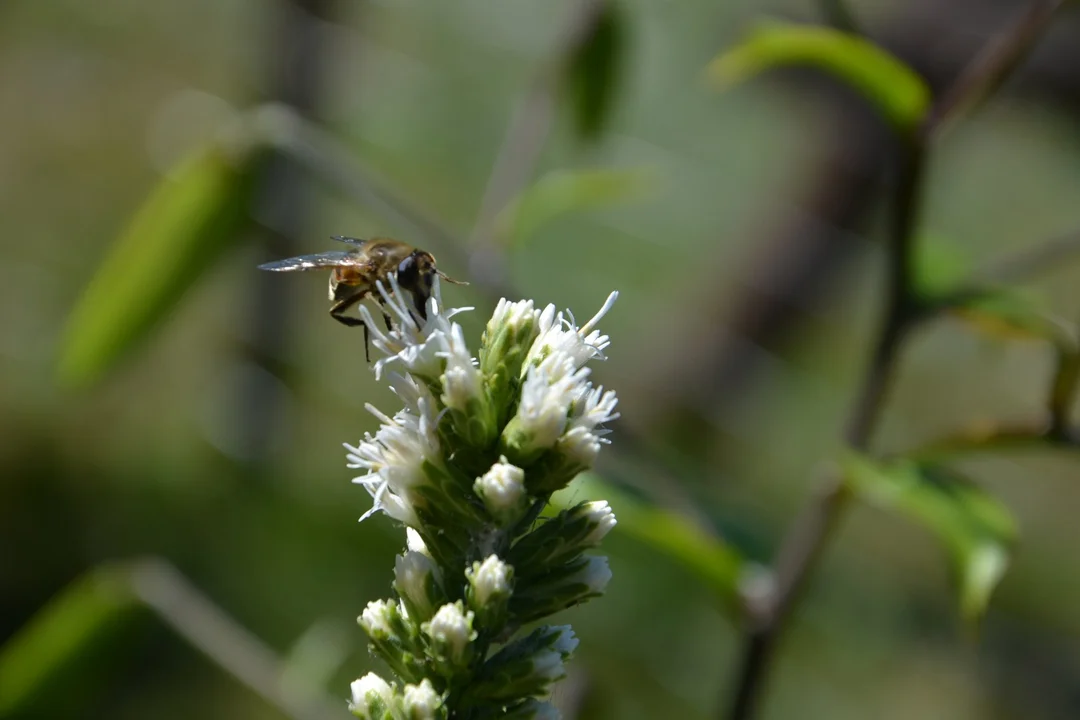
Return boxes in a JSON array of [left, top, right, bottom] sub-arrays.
[[396, 250, 438, 319]]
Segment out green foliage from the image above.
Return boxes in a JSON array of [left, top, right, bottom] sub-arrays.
[[708, 20, 930, 133], [554, 474, 750, 615], [494, 168, 650, 247], [564, 0, 626, 141], [0, 566, 140, 715], [913, 234, 974, 298], [941, 287, 1076, 349], [841, 452, 1018, 621], [56, 129, 267, 389]]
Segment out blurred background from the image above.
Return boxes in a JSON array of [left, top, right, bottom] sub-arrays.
[[4, 0, 1080, 718]]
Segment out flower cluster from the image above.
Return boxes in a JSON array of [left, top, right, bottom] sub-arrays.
[[344, 277, 619, 719]]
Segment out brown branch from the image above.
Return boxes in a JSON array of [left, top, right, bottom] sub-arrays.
[[922, 0, 1071, 134], [722, 3, 1072, 718], [724, 131, 924, 720], [904, 421, 1080, 462]]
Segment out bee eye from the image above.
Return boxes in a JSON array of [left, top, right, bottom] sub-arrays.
[[397, 254, 419, 287]]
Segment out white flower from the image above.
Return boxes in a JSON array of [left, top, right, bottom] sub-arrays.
[[401, 679, 443, 719], [345, 399, 441, 526], [422, 601, 476, 666], [359, 599, 397, 639], [406, 527, 429, 555], [474, 457, 527, 521], [553, 426, 601, 468], [553, 385, 619, 468], [570, 385, 620, 431], [550, 625, 579, 656], [578, 501, 617, 546], [387, 371, 438, 417], [439, 323, 483, 412], [507, 354, 592, 458], [356, 274, 474, 380], [467, 555, 512, 608], [394, 551, 441, 620], [525, 626, 577, 684], [528, 648, 567, 683], [488, 298, 539, 336], [524, 291, 617, 372], [574, 556, 612, 595], [349, 672, 395, 717]]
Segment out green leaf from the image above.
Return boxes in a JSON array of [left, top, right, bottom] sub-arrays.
[[914, 233, 973, 297], [708, 21, 930, 132], [943, 288, 1076, 349], [563, 0, 625, 141], [57, 126, 268, 389], [841, 452, 1017, 621], [495, 168, 650, 247], [552, 474, 752, 615], [0, 566, 141, 715]]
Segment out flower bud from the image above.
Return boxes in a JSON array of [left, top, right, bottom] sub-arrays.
[[466, 555, 513, 629], [401, 678, 445, 720], [422, 601, 477, 674], [579, 501, 617, 545], [406, 527, 430, 555], [523, 292, 617, 372], [358, 599, 425, 680], [474, 457, 528, 525], [394, 551, 445, 624], [349, 672, 396, 719], [480, 299, 540, 422], [500, 355, 589, 466], [359, 599, 400, 640], [440, 324, 497, 448]]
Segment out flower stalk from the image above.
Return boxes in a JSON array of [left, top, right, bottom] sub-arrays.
[[344, 278, 620, 719]]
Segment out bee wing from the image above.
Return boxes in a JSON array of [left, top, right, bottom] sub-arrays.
[[257, 251, 356, 272], [331, 235, 367, 247]]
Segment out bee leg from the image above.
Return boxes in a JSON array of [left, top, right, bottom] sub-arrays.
[[370, 297, 395, 332], [412, 290, 429, 322], [330, 296, 371, 363]]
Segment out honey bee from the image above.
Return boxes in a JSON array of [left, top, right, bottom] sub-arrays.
[[258, 236, 466, 360]]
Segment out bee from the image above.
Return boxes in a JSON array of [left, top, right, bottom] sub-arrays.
[[258, 236, 466, 361]]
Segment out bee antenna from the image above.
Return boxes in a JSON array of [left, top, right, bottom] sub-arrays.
[[437, 269, 468, 285]]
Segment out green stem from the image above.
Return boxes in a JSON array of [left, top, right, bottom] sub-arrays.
[[722, 3, 1073, 718]]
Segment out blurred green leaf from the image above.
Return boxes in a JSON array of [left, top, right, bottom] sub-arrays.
[[0, 566, 140, 715], [553, 474, 752, 615], [57, 129, 267, 389], [943, 288, 1075, 349], [495, 168, 650, 247], [841, 452, 1017, 621], [281, 620, 353, 697], [708, 21, 930, 132], [914, 234, 973, 297], [564, 0, 625, 141], [932, 283, 1079, 432]]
